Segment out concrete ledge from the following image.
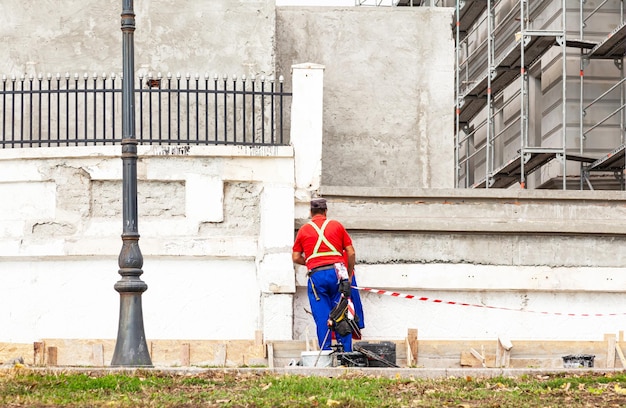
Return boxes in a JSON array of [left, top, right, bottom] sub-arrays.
[[4, 366, 622, 380]]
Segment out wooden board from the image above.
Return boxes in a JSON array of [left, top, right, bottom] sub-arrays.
[[0, 337, 617, 369]]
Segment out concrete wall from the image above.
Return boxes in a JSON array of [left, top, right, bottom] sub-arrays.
[[0, 0, 276, 79], [0, 145, 295, 344], [276, 7, 456, 189], [292, 187, 626, 344]]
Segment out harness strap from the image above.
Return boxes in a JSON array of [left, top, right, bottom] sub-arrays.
[[305, 219, 342, 263]]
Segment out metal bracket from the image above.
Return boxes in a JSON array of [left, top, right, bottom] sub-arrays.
[[581, 57, 590, 70], [523, 153, 531, 164], [556, 36, 565, 47], [615, 58, 623, 70], [555, 153, 564, 163]]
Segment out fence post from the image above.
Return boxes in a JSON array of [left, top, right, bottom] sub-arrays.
[[290, 63, 325, 201]]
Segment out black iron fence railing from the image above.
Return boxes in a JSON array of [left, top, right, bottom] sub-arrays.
[[0, 72, 291, 148]]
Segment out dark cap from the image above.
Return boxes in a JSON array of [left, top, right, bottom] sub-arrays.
[[310, 198, 327, 210]]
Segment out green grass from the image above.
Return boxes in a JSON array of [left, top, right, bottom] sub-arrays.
[[2, 369, 626, 407]]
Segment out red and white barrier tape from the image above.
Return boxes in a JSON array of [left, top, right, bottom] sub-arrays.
[[354, 286, 626, 317]]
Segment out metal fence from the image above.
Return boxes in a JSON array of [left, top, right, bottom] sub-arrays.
[[0, 72, 291, 148]]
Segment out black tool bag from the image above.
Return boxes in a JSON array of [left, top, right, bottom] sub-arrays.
[[328, 297, 361, 338]]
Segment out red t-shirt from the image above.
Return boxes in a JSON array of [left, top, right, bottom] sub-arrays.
[[293, 215, 352, 270]]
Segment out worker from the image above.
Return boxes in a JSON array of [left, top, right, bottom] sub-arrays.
[[292, 197, 356, 351]]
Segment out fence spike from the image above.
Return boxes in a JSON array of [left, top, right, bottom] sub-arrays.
[[157, 72, 162, 79], [2, 75, 5, 82], [204, 72, 209, 79], [185, 73, 191, 80], [242, 74, 247, 82], [167, 72, 172, 79], [102, 72, 107, 79], [46, 73, 52, 80], [261, 75, 266, 82], [214, 73, 218, 80], [279, 75, 284, 83], [38, 73, 43, 80], [176, 72, 181, 79], [223, 73, 228, 80], [111, 72, 116, 79], [83, 72, 88, 79], [195, 73, 199, 80]]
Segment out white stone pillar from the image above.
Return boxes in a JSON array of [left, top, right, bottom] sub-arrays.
[[290, 63, 325, 202]]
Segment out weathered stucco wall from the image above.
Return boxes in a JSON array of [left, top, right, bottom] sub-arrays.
[[0, 0, 276, 78], [0, 145, 295, 344], [276, 7, 455, 189]]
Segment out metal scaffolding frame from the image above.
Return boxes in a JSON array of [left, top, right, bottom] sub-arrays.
[[455, 0, 575, 189], [580, 0, 626, 190], [455, 0, 626, 190]]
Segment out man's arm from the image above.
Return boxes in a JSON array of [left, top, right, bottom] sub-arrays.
[[345, 245, 355, 280], [292, 251, 306, 266]]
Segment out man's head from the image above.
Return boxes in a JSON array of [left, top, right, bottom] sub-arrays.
[[310, 197, 327, 216]]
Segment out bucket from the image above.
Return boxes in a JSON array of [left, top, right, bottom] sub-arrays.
[[300, 350, 333, 367]]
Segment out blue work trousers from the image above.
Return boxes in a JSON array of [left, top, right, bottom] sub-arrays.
[[307, 267, 353, 352]]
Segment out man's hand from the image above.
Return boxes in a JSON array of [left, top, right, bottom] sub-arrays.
[[339, 279, 351, 298]]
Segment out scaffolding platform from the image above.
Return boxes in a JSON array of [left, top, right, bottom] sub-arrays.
[[471, 151, 595, 189], [454, 0, 488, 38], [587, 22, 626, 59], [457, 31, 559, 125], [586, 144, 626, 172]]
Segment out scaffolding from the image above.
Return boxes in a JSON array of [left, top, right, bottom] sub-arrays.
[[580, 1, 626, 190], [455, 0, 626, 190]]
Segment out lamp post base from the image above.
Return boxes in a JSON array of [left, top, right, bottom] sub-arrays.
[[111, 292, 152, 367]]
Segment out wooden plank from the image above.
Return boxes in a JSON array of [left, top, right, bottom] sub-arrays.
[[460, 351, 495, 368], [215, 344, 227, 367], [90, 344, 104, 367], [405, 338, 412, 367], [496, 337, 512, 368], [469, 347, 486, 367], [47, 346, 57, 366], [33, 342, 44, 366], [616, 343, 626, 368], [606, 334, 616, 369], [267, 343, 275, 369], [180, 343, 190, 367], [407, 328, 418, 364], [10, 337, 613, 368]]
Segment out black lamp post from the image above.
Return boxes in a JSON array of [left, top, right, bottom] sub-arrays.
[[111, 0, 152, 367]]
